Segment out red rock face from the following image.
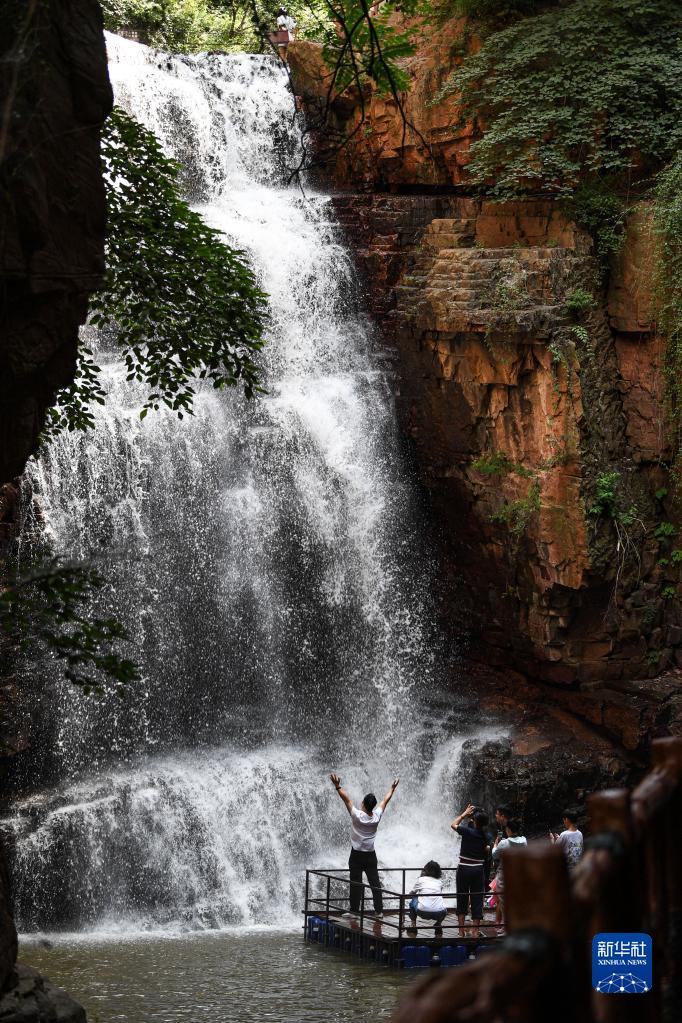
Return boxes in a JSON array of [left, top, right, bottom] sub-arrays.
[[331, 194, 682, 706], [289, 26, 682, 711], [290, 19, 476, 191]]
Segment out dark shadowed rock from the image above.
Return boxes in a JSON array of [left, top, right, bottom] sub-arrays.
[[0, 0, 113, 481], [0, 852, 17, 993], [0, 966, 85, 1022]]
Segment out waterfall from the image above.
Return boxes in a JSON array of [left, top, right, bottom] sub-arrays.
[[3, 36, 499, 936]]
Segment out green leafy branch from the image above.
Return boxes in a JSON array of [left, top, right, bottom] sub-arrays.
[[45, 106, 268, 439], [1, 561, 140, 695]]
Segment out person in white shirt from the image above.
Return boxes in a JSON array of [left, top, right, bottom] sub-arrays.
[[491, 818, 527, 934], [330, 772, 399, 917], [275, 8, 297, 62], [406, 861, 447, 936], [549, 809, 584, 870]]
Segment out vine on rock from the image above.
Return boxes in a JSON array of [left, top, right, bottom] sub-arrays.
[[438, 0, 682, 198]]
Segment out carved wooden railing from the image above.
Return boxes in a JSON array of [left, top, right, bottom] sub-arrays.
[[392, 736, 682, 1023]]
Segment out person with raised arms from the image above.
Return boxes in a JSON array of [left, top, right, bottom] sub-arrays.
[[330, 773, 399, 919]]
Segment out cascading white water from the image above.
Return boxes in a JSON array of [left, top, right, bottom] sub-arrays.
[[4, 36, 501, 936]]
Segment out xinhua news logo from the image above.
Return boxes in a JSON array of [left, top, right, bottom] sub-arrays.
[[592, 933, 652, 994]]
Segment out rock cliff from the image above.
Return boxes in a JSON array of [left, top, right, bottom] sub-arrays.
[[290, 28, 682, 747], [0, 0, 112, 482], [0, 2, 112, 1018]]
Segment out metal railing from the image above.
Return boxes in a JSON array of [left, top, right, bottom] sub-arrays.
[[304, 866, 498, 941], [389, 736, 682, 1023]]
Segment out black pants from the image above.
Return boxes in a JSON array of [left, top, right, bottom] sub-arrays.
[[348, 848, 383, 913], [456, 864, 484, 920]]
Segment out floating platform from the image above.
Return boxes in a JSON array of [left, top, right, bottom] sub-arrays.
[[304, 868, 503, 970]]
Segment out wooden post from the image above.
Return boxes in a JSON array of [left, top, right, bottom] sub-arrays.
[[505, 842, 572, 939], [650, 738, 682, 1021], [503, 844, 573, 1023], [304, 870, 309, 941], [579, 789, 644, 1023]]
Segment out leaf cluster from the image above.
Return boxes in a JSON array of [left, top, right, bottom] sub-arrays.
[[0, 562, 140, 694], [438, 0, 682, 197], [101, 0, 260, 52], [588, 471, 621, 518], [443, 0, 549, 32], [490, 480, 540, 536], [101, 0, 333, 53], [46, 107, 268, 437], [321, 1, 425, 98]]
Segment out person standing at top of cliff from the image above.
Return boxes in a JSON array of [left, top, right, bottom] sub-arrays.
[[275, 8, 297, 62], [330, 773, 399, 918]]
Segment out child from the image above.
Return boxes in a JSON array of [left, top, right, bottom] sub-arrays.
[[549, 809, 583, 870], [407, 861, 447, 936], [491, 819, 527, 934]]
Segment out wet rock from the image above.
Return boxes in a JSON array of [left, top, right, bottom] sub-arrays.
[[461, 735, 629, 835], [459, 667, 633, 832], [0, 966, 85, 1023], [0, 853, 17, 992]]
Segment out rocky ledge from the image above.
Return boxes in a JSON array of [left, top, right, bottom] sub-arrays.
[[459, 665, 649, 833]]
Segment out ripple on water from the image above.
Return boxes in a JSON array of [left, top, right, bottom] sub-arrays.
[[22, 930, 414, 1022]]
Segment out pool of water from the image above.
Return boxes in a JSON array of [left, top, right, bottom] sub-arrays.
[[22, 930, 414, 1022]]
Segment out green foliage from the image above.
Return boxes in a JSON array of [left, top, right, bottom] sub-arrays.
[[563, 183, 626, 266], [490, 481, 541, 536], [472, 451, 534, 478], [662, 585, 676, 599], [438, 0, 682, 197], [0, 562, 140, 694], [447, 0, 546, 30], [589, 471, 620, 518], [101, 0, 274, 52], [654, 152, 682, 486], [570, 324, 590, 346], [472, 451, 512, 475], [46, 107, 267, 437], [654, 521, 676, 541], [322, 0, 425, 98], [671, 549, 682, 564], [564, 287, 595, 317], [588, 471, 639, 528]]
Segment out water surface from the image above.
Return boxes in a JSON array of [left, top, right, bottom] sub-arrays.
[[23, 931, 413, 1023]]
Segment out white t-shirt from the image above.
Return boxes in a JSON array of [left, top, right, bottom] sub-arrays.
[[558, 829, 583, 869], [492, 835, 527, 889], [277, 15, 296, 34], [350, 806, 383, 851], [412, 875, 445, 913]]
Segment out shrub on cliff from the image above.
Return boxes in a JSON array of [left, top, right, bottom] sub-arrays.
[[438, 0, 682, 197]]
